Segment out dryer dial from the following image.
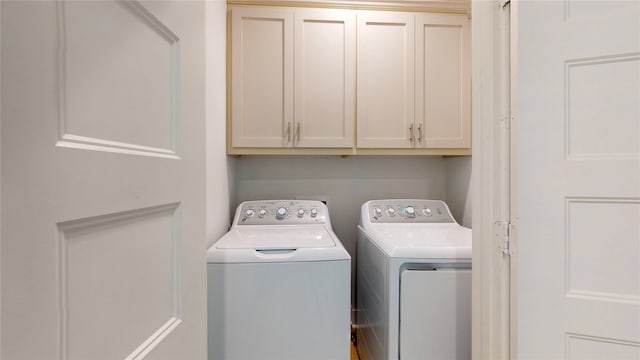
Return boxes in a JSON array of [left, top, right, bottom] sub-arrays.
[[276, 207, 288, 220]]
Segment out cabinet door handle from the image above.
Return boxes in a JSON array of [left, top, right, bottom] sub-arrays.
[[295, 122, 301, 145], [285, 122, 291, 143], [409, 124, 414, 144], [417, 124, 423, 143]]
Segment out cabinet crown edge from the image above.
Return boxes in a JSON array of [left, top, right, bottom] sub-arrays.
[[228, 0, 470, 15]]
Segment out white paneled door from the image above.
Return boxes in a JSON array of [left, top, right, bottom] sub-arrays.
[[517, 0, 640, 359], [2, 1, 206, 359]]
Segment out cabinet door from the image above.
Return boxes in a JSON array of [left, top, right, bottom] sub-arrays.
[[294, 9, 355, 148], [357, 11, 415, 148], [231, 7, 294, 147], [415, 14, 471, 148]]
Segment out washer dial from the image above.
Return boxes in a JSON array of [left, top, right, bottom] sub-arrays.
[[403, 206, 416, 218]]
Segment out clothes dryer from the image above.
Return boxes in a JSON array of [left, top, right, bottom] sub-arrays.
[[208, 200, 351, 360], [357, 199, 471, 360]]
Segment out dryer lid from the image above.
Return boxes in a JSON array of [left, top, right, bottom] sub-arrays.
[[215, 226, 336, 250], [362, 223, 472, 259]]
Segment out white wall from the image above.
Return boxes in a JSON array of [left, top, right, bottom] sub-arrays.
[[206, 1, 233, 248], [445, 156, 473, 227]]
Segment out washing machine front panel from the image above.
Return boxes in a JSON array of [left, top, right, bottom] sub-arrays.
[[208, 260, 350, 360]]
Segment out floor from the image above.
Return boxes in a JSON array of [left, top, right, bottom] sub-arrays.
[[350, 342, 360, 360]]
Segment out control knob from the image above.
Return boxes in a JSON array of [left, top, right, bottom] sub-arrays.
[[423, 208, 432, 216], [374, 208, 383, 217], [245, 209, 255, 218], [310, 208, 318, 218], [403, 206, 416, 218], [387, 207, 396, 217], [275, 207, 288, 220], [258, 209, 267, 218], [297, 208, 305, 218]]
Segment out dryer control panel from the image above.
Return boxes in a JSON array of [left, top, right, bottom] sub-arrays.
[[366, 199, 455, 223], [235, 200, 328, 225]]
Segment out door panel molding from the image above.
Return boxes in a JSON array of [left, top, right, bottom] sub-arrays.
[[58, 203, 182, 360], [55, 0, 181, 157]]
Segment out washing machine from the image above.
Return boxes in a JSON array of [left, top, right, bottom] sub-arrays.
[[356, 199, 471, 360], [207, 200, 351, 360]]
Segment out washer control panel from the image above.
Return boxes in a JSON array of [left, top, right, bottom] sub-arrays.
[[367, 199, 455, 223], [236, 200, 327, 225]]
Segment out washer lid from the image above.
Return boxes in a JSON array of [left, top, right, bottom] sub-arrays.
[[216, 226, 336, 250]]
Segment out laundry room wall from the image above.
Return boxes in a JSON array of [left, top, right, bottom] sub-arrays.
[[206, 0, 234, 248], [445, 156, 473, 228]]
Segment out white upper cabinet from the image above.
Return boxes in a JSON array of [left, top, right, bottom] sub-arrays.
[[295, 9, 356, 148], [357, 11, 471, 149], [415, 14, 471, 148], [231, 7, 294, 148], [231, 6, 355, 149], [356, 11, 415, 148], [229, 5, 471, 155]]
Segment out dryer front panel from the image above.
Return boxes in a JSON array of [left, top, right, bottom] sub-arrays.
[[399, 267, 471, 359]]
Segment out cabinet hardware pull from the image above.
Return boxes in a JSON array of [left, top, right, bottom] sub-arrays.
[[418, 124, 423, 143], [285, 122, 291, 143], [409, 124, 414, 144], [295, 122, 301, 144]]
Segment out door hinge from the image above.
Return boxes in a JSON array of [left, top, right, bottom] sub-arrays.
[[500, 116, 511, 130], [495, 221, 515, 256]]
